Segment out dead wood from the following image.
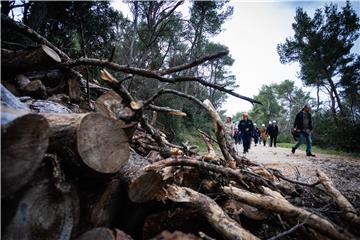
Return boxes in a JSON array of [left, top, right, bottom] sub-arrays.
[[316, 169, 360, 225], [147, 104, 187, 116], [117, 151, 164, 203], [3, 179, 79, 240], [13, 74, 46, 98], [200, 133, 219, 161], [164, 185, 260, 240], [44, 112, 130, 174], [157, 50, 229, 75], [30, 99, 73, 113], [145, 158, 275, 189], [68, 77, 81, 102], [88, 180, 121, 228], [1, 107, 50, 197], [1, 13, 70, 61], [2, 45, 61, 76], [76, 227, 133, 240], [223, 185, 355, 240], [150, 230, 200, 240]]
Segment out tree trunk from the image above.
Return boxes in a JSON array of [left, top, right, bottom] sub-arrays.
[[3, 179, 79, 240], [1, 107, 50, 197], [44, 112, 130, 174], [2, 45, 61, 77]]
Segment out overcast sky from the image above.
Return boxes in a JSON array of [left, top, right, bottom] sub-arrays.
[[112, 0, 359, 117]]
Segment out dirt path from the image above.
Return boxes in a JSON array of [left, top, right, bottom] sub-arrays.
[[235, 144, 360, 207]]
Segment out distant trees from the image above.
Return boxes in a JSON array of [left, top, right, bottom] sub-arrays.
[[277, 1, 360, 122], [276, 1, 360, 151]]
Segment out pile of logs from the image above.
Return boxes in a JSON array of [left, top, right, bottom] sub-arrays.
[[2, 14, 360, 240]]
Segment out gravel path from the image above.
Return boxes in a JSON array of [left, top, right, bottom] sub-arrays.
[[235, 144, 360, 207]]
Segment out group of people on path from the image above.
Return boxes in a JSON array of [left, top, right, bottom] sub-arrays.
[[224, 104, 315, 157]]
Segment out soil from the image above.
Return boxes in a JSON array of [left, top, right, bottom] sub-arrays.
[[235, 143, 360, 209]]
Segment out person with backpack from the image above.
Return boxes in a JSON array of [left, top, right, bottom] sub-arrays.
[[292, 104, 316, 157]]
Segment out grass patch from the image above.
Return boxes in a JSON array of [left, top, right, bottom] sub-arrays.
[[277, 142, 360, 158]]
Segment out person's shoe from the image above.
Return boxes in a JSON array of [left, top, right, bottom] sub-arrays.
[[291, 147, 296, 154], [306, 152, 316, 157]]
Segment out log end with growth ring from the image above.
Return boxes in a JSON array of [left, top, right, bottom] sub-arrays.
[[77, 113, 130, 174]]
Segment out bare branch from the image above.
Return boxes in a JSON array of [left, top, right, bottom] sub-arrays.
[[158, 50, 229, 75], [147, 104, 187, 117], [268, 168, 320, 187]]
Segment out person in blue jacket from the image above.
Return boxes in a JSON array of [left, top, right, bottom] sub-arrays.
[[291, 104, 316, 157], [238, 112, 254, 153]]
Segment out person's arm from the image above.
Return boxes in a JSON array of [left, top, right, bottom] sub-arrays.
[[309, 113, 313, 131], [293, 113, 299, 129]]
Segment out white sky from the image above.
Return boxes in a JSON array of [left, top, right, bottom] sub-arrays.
[[112, 0, 359, 116]]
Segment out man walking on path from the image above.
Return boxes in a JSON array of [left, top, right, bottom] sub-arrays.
[[292, 104, 316, 157], [238, 112, 254, 153], [267, 120, 279, 147]]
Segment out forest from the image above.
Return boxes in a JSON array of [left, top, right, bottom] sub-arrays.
[[1, 1, 360, 240]]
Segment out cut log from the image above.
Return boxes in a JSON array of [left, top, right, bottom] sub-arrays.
[[316, 169, 360, 225], [164, 185, 260, 240], [2, 44, 61, 76], [1, 107, 50, 197], [43, 112, 130, 174], [117, 151, 164, 203], [223, 185, 355, 240], [3, 179, 79, 240]]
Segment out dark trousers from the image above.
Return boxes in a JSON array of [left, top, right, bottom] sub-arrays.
[[269, 136, 277, 147], [242, 134, 252, 152]]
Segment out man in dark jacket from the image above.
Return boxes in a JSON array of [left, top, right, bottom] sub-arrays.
[[292, 104, 316, 157], [267, 120, 279, 147], [238, 112, 254, 153]]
